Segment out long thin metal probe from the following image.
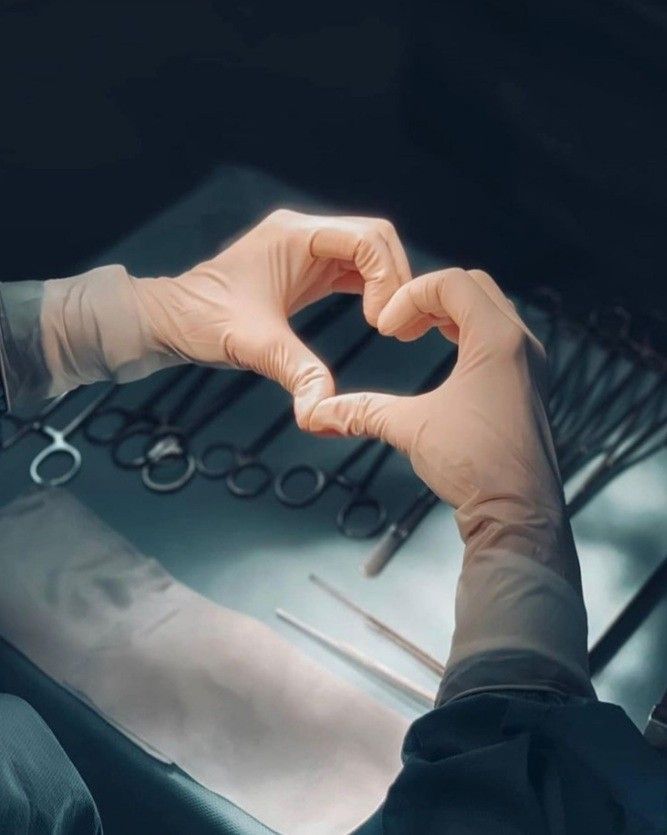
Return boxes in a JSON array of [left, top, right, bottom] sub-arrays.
[[276, 608, 437, 707], [309, 574, 446, 676]]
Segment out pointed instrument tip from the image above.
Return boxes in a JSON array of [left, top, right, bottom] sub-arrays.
[[361, 528, 399, 577]]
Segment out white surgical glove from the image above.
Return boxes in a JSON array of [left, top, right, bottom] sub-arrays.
[[310, 268, 594, 701], [30, 210, 410, 423]]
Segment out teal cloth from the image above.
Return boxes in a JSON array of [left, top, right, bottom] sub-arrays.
[[353, 690, 667, 835], [0, 693, 101, 835], [0, 640, 277, 835], [6, 657, 666, 835]]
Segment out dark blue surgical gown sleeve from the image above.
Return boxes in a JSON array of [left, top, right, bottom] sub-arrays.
[[354, 689, 667, 835]]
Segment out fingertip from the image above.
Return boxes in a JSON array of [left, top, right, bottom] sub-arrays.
[[376, 283, 411, 335], [376, 307, 393, 336], [308, 399, 340, 434], [311, 428, 343, 439], [361, 294, 380, 329]]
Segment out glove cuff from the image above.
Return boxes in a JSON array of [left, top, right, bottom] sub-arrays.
[[41, 265, 180, 396], [455, 493, 581, 592]]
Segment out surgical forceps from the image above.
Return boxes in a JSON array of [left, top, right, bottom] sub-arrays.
[[29, 386, 115, 486], [276, 607, 437, 707], [309, 573, 446, 675], [196, 327, 377, 498], [551, 307, 633, 447], [140, 296, 356, 492], [364, 326, 667, 574], [362, 486, 440, 576], [1, 392, 71, 452], [554, 310, 633, 459], [111, 366, 219, 469], [565, 363, 666, 516], [278, 437, 391, 537], [83, 365, 193, 446], [274, 350, 457, 538], [140, 370, 263, 491]]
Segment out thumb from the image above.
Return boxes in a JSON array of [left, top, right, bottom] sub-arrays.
[[308, 391, 412, 452], [266, 325, 335, 429]]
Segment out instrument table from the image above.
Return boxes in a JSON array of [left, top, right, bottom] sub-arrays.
[[1, 166, 665, 835]]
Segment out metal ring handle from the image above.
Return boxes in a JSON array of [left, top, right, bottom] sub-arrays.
[[83, 406, 132, 445], [274, 464, 327, 507], [111, 421, 160, 469], [144, 427, 188, 464], [141, 453, 197, 493], [30, 442, 82, 487], [337, 494, 387, 539], [226, 460, 273, 498], [196, 442, 238, 479]]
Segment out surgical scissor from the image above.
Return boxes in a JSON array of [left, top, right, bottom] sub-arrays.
[[111, 366, 218, 469], [276, 438, 391, 537], [29, 386, 116, 486], [195, 327, 377, 498], [1, 392, 71, 452], [140, 370, 263, 491], [565, 363, 666, 516], [140, 296, 356, 492], [83, 364, 193, 446], [274, 350, 457, 538]]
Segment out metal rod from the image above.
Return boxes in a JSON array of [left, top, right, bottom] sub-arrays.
[[309, 574, 446, 675], [276, 608, 436, 707]]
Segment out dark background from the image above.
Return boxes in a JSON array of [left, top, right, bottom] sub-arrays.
[[1, 0, 666, 329], [0, 5, 665, 832]]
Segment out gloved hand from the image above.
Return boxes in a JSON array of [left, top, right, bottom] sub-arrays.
[[310, 267, 593, 702], [309, 267, 580, 589], [39, 210, 411, 425]]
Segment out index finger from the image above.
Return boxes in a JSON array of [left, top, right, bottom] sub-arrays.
[[309, 216, 411, 326], [377, 268, 481, 337]]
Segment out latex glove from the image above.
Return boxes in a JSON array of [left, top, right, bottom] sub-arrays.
[[310, 268, 593, 700], [309, 267, 578, 577], [38, 210, 410, 425]]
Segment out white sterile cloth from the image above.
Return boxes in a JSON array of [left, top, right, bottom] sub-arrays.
[[0, 489, 408, 835]]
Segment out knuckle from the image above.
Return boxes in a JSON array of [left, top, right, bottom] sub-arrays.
[[467, 267, 490, 279], [494, 320, 530, 358], [293, 361, 323, 392], [375, 217, 396, 237], [359, 226, 385, 251], [528, 330, 548, 365], [351, 393, 374, 435], [442, 266, 470, 288], [432, 267, 470, 307], [264, 208, 295, 227]]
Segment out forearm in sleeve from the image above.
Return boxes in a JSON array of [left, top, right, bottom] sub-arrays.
[[436, 507, 595, 705], [0, 266, 180, 414]]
